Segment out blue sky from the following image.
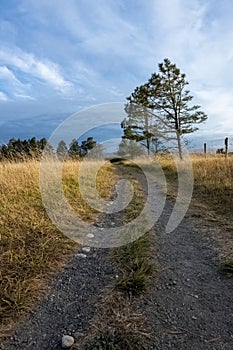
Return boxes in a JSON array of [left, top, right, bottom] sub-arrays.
[[0, 0, 233, 148]]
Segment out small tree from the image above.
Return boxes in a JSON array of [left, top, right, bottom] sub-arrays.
[[122, 87, 155, 155], [123, 58, 207, 159], [80, 137, 97, 157], [68, 139, 80, 159], [56, 140, 68, 159], [117, 138, 145, 158], [88, 143, 104, 159]]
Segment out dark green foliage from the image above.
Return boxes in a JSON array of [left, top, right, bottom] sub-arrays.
[[113, 235, 154, 296], [68, 139, 80, 159], [80, 137, 97, 156], [220, 259, 233, 275], [0, 137, 54, 161], [0, 136, 100, 161], [84, 331, 131, 350]]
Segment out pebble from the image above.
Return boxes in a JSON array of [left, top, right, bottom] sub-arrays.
[[62, 335, 74, 348], [82, 246, 91, 253], [86, 233, 94, 238], [75, 253, 87, 258]]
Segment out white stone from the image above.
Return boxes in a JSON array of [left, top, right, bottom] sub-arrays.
[[62, 335, 74, 348], [82, 246, 91, 253], [86, 233, 94, 239], [75, 253, 87, 258]]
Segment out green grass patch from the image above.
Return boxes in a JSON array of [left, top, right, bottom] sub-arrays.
[[219, 259, 233, 275], [111, 162, 155, 296]]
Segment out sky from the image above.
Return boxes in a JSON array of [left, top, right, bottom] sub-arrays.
[[0, 0, 233, 150]]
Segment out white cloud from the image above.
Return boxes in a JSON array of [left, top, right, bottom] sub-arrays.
[[0, 47, 73, 96], [0, 65, 34, 100], [195, 88, 233, 134], [0, 65, 19, 81], [14, 93, 36, 100], [0, 91, 9, 101]]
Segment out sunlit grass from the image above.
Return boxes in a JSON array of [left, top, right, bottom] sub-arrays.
[[0, 159, 116, 333], [157, 153, 233, 215]]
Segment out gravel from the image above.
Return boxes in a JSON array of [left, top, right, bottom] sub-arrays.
[[134, 200, 233, 350], [1, 242, 116, 350]]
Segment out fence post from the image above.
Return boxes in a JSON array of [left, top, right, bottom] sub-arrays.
[[204, 143, 206, 157], [225, 137, 228, 159]]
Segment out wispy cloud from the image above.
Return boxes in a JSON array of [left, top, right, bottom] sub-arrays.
[[0, 47, 73, 96], [0, 91, 9, 101], [0, 65, 31, 99]]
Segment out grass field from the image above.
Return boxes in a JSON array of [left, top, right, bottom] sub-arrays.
[[0, 159, 116, 334], [1, 154, 233, 337]]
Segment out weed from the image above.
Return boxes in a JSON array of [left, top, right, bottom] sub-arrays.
[[84, 331, 130, 350], [80, 292, 151, 350], [219, 259, 233, 275]]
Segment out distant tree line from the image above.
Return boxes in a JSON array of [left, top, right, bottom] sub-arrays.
[[0, 136, 102, 161]]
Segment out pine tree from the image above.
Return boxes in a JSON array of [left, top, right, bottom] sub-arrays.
[[123, 58, 207, 159], [56, 140, 68, 159]]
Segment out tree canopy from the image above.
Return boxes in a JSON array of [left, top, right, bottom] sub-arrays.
[[122, 58, 207, 158]]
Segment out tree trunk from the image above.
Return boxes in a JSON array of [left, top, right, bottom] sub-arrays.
[[177, 132, 183, 160], [146, 138, 150, 155], [175, 116, 183, 160]]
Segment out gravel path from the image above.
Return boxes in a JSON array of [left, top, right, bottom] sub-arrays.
[[1, 173, 233, 349], [1, 245, 116, 350], [139, 200, 233, 349]]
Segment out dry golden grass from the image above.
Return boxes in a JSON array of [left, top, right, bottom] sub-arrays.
[[155, 153, 233, 265], [157, 153, 233, 217], [191, 154, 233, 212], [0, 159, 116, 334]]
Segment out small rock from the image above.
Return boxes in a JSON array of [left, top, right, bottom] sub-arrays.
[[75, 253, 87, 258], [192, 316, 198, 320], [82, 246, 91, 253], [62, 335, 74, 348], [86, 233, 94, 238]]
